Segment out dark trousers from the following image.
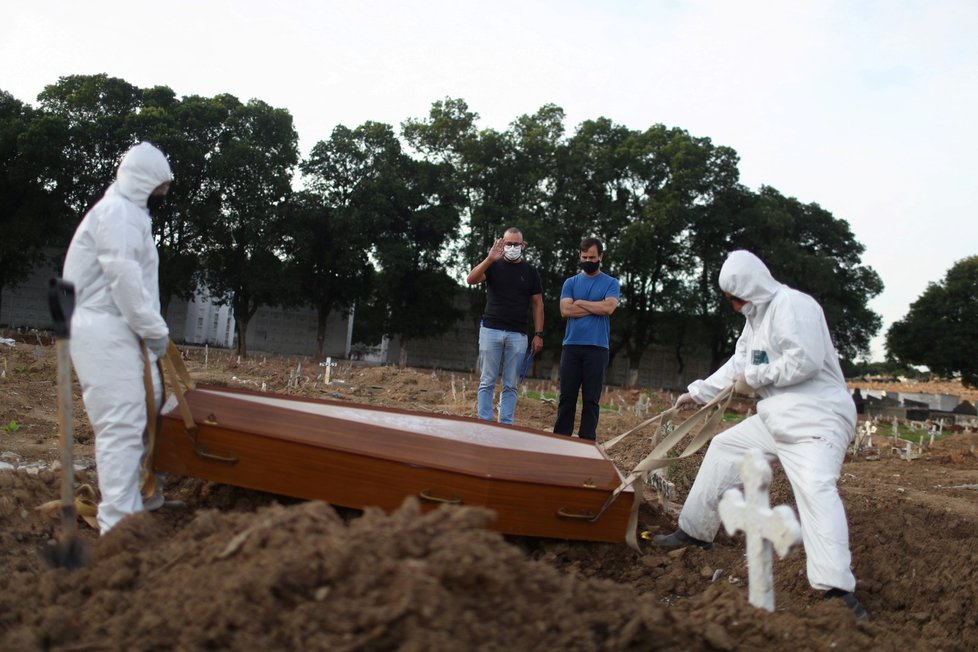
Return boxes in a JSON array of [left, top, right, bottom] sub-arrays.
[[553, 345, 609, 440]]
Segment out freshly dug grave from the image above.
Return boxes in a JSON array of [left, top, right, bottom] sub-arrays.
[[1, 340, 976, 650]]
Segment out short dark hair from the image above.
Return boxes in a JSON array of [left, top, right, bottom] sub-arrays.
[[579, 237, 603, 255]]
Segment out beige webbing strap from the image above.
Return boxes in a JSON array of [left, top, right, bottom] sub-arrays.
[[600, 404, 680, 452], [166, 340, 196, 391], [158, 342, 236, 464], [140, 343, 158, 501], [161, 342, 198, 435], [595, 385, 736, 550], [37, 483, 100, 530]]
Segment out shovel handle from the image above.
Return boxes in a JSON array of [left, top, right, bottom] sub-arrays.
[[49, 278, 76, 339], [49, 278, 79, 535]]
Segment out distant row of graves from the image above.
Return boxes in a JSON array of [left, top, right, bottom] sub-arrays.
[[851, 388, 977, 425]]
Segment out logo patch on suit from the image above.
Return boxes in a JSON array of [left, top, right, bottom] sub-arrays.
[[751, 349, 769, 365]]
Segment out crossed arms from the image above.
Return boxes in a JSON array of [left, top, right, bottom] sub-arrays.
[[560, 296, 619, 318]]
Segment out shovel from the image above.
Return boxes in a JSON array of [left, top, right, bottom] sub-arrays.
[[42, 278, 89, 569]]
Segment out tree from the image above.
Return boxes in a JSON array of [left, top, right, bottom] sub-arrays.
[[887, 256, 978, 387], [684, 185, 755, 372], [686, 185, 883, 373], [729, 187, 883, 360], [609, 125, 741, 384], [293, 122, 396, 360], [0, 91, 63, 321], [135, 89, 229, 315], [36, 74, 143, 220], [199, 97, 299, 356], [368, 153, 464, 362]]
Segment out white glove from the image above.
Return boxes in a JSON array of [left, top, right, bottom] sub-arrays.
[[675, 393, 699, 410], [144, 336, 169, 359], [734, 373, 753, 396]]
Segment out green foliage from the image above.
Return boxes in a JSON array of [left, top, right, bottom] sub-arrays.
[[841, 358, 927, 380], [198, 97, 300, 356], [1, 78, 886, 370], [732, 187, 884, 360], [887, 256, 978, 387], [37, 74, 143, 220], [4, 420, 18, 433], [0, 91, 66, 321]]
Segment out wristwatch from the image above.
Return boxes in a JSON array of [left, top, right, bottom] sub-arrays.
[[534, 332, 544, 338]]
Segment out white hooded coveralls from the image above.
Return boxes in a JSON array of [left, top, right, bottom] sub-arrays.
[[62, 142, 172, 533], [679, 250, 857, 592]]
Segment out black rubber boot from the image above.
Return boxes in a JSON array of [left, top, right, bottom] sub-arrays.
[[824, 588, 869, 620], [652, 528, 714, 550]]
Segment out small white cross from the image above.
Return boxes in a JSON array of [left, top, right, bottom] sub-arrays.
[[718, 449, 802, 612]]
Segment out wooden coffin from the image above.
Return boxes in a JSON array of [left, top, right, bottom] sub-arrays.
[[155, 385, 634, 542]]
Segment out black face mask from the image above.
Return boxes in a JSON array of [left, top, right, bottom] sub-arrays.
[[146, 194, 166, 216], [579, 260, 600, 274]]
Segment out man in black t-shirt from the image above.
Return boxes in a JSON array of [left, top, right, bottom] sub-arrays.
[[466, 227, 544, 423]]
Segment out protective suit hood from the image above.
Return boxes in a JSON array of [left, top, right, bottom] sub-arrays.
[[718, 250, 782, 306], [111, 142, 173, 208]]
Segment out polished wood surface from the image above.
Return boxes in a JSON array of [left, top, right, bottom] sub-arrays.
[[155, 385, 634, 542]]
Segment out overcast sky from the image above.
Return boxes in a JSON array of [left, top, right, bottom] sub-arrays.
[[3, 0, 976, 360]]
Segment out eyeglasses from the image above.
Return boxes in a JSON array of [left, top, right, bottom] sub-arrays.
[[503, 242, 524, 247]]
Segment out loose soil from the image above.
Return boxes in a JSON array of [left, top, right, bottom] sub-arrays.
[[1, 337, 976, 651]]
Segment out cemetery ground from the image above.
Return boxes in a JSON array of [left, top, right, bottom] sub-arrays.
[[1, 336, 977, 651]]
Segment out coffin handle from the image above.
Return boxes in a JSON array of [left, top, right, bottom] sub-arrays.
[[557, 507, 598, 520], [419, 489, 462, 505]]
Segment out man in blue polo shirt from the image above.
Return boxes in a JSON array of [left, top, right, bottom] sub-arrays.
[[467, 227, 544, 424], [553, 237, 620, 440]]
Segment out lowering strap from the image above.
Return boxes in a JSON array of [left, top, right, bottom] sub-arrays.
[[596, 384, 736, 551], [37, 483, 99, 530], [159, 340, 198, 436], [157, 341, 237, 464], [139, 342, 163, 501]]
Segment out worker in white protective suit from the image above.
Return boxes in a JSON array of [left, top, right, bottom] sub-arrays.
[[653, 250, 868, 620], [62, 142, 173, 534]]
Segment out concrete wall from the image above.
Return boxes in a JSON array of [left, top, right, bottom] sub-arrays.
[[1, 255, 350, 359], [391, 326, 712, 391], [243, 305, 351, 358], [3, 254, 711, 388], [0, 253, 62, 330]]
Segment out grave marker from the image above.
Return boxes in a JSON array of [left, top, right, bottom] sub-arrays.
[[718, 449, 802, 612]]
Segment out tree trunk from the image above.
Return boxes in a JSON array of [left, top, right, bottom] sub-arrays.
[[626, 367, 639, 388], [314, 302, 330, 362], [625, 344, 646, 388], [161, 293, 172, 320], [234, 318, 249, 358]]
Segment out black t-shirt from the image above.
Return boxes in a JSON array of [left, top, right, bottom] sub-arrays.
[[482, 259, 543, 333]]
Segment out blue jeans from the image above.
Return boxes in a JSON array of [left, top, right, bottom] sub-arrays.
[[478, 326, 527, 424]]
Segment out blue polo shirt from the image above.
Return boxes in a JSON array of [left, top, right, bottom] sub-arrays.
[[560, 271, 620, 348]]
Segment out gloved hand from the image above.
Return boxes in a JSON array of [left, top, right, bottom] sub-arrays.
[[675, 392, 699, 410], [733, 373, 753, 396], [144, 336, 169, 359]]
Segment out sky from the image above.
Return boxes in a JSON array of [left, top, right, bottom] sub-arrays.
[[3, 0, 976, 361]]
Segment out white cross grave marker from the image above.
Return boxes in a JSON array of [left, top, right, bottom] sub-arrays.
[[718, 449, 802, 612]]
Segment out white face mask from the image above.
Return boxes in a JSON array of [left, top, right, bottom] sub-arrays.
[[503, 245, 523, 261]]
